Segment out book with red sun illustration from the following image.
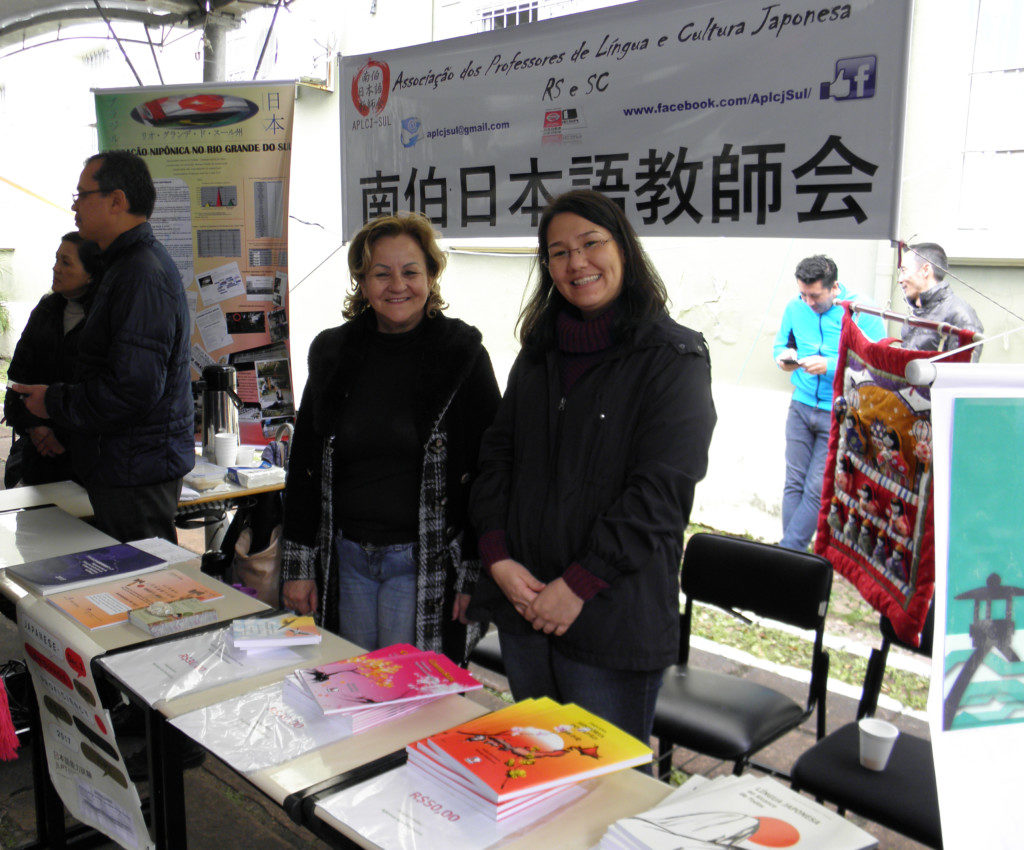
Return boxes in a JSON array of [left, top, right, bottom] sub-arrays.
[[601, 774, 877, 849], [410, 698, 652, 805]]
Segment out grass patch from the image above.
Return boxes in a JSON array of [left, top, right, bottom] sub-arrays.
[[692, 603, 928, 712]]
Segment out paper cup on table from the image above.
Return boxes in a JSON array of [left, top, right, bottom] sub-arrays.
[[859, 718, 899, 770], [213, 432, 237, 468]]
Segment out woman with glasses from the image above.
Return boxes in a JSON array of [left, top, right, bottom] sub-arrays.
[[4, 232, 101, 486], [468, 189, 717, 745], [280, 212, 500, 662]]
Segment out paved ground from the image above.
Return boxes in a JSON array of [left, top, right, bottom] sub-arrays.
[[0, 420, 934, 849]]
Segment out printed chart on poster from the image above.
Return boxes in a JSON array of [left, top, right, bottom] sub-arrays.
[[94, 82, 296, 443], [340, 0, 912, 239]]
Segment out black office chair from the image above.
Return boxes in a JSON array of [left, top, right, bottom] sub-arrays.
[[791, 608, 941, 848], [653, 533, 833, 778]]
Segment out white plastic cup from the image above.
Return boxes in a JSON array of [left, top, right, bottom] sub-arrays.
[[213, 431, 237, 468], [858, 717, 899, 771]]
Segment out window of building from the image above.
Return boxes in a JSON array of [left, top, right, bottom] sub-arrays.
[[959, 0, 1024, 230], [479, 3, 539, 30]]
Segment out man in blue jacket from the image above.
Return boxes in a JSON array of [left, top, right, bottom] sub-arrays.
[[772, 255, 884, 552], [13, 151, 194, 543]]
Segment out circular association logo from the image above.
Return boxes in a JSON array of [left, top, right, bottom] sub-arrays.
[[351, 58, 390, 117]]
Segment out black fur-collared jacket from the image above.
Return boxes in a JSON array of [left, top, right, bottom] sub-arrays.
[[281, 310, 500, 662]]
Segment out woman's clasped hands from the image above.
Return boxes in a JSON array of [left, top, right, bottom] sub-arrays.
[[490, 558, 583, 636]]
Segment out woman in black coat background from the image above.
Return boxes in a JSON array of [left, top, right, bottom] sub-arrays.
[[5, 232, 100, 486]]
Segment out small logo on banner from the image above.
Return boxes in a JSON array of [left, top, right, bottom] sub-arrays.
[[401, 117, 422, 148], [543, 108, 584, 130], [544, 111, 563, 128], [819, 56, 876, 101], [352, 58, 390, 116]]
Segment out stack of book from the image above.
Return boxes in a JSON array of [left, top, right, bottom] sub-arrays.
[[47, 568, 222, 630], [283, 644, 481, 734], [406, 697, 653, 820], [227, 612, 322, 654], [599, 774, 878, 850], [5, 540, 168, 595], [129, 598, 218, 636]]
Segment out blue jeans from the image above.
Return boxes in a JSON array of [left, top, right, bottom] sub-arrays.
[[335, 535, 416, 651], [780, 398, 833, 551], [497, 629, 663, 751]]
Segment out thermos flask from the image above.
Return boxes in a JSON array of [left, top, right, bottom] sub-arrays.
[[201, 364, 243, 459]]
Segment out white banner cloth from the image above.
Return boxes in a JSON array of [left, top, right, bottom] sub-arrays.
[[341, 0, 911, 239]]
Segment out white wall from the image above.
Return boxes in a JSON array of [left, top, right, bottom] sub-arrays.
[[896, 0, 1024, 361]]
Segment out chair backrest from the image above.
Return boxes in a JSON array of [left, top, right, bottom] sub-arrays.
[[859, 604, 934, 719], [679, 533, 834, 737], [681, 533, 833, 634], [881, 604, 934, 657]]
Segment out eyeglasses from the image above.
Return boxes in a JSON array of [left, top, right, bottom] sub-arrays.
[[544, 238, 612, 268], [72, 189, 107, 203]]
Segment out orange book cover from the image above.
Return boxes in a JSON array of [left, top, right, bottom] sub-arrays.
[[47, 569, 223, 630], [420, 699, 652, 802]]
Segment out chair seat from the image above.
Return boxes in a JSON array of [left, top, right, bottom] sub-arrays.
[[791, 722, 942, 849], [654, 665, 806, 760], [468, 630, 505, 676]]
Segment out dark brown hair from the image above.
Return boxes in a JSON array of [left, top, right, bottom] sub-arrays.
[[518, 190, 667, 350]]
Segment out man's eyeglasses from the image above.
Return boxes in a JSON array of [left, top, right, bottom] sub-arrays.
[[544, 238, 612, 268], [72, 189, 108, 203]]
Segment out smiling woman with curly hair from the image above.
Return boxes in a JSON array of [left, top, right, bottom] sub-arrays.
[[281, 212, 501, 662]]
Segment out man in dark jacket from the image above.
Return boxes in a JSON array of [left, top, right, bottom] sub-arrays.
[[898, 242, 984, 361], [12, 151, 194, 542]]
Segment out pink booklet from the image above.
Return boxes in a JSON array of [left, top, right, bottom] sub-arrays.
[[294, 645, 481, 716]]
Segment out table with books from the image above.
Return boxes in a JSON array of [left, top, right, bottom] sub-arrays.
[[140, 630, 681, 850], [129, 630, 491, 841], [1, 508, 881, 850], [0, 512, 271, 850]]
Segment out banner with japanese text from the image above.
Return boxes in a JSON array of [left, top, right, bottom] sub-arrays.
[[341, 0, 910, 239], [94, 82, 295, 443]]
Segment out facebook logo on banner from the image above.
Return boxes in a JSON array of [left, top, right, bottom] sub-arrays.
[[820, 56, 877, 101]]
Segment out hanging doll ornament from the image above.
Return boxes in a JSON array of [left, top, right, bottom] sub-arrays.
[[858, 517, 876, 554], [843, 412, 869, 456], [835, 455, 855, 495], [870, 420, 910, 486], [886, 543, 910, 583], [886, 497, 912, 539], [833, 395, 849, 432], [827, 497, 845, 534], [857, 483, 880, 517], [842, 507, 860, 541], [911, 418, 932, 468]]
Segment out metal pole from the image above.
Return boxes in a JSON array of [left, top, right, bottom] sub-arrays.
[[203, 16, 227, 82]]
